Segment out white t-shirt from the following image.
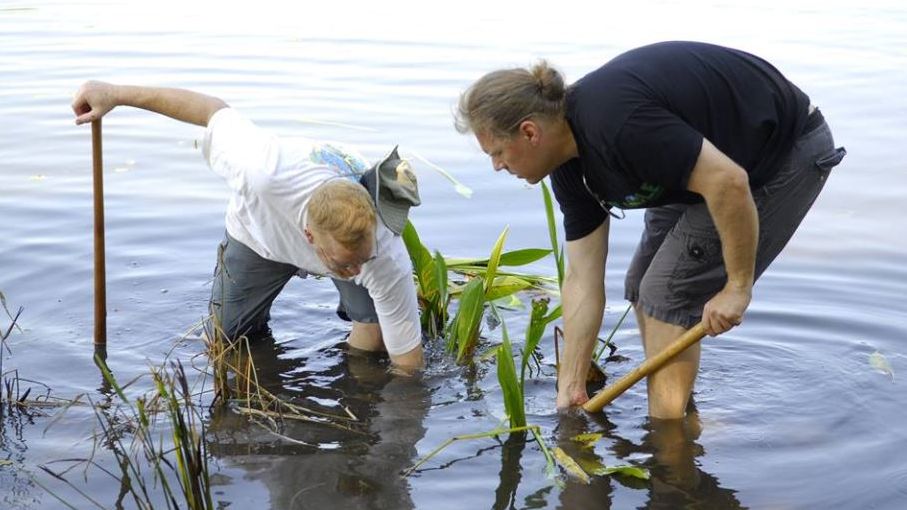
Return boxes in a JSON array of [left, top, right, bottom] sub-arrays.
[[202, 108, 421, 356]]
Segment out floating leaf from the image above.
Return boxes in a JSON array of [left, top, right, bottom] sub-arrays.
[[574, 457, 650, 480], [570, 433, 603, 449], [553, 447, 591, 484], [869, 351, 894, 380]]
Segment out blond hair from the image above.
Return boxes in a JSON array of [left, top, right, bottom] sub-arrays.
[[307, 179, 376, 248], [455, 60, 567, 137]]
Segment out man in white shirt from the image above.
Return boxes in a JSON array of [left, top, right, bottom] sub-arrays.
[[72, 81, 424, 369]]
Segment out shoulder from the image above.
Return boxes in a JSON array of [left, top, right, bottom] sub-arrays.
[[358, 225, 414, 290]]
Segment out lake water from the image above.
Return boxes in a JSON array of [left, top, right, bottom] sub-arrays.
[[2, 0, 906, 508]]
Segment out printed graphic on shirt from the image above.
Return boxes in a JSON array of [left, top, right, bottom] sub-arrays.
[[309, 143, 370, 182], [613, 182, 665, 208]]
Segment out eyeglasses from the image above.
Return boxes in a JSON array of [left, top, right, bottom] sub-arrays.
[[317, 231, 379, 275]]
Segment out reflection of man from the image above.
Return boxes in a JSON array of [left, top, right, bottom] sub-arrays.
[[556, 408, 744, 509], [206, 339, 430, 509], [71, 81, 423, 369]]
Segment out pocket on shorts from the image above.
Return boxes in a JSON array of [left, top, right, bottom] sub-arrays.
[[815, 147, 847, 172], [665, 230, 724, 303]]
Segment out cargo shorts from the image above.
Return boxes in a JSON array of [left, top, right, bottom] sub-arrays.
[[624, 109, 847, 328], [208, 232, 378, 341]]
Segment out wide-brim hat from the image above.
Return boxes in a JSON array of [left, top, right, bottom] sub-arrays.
[[361, 146, 421, 235]]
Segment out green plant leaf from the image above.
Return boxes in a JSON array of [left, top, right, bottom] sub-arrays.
[[445, 248, 551, 268], [402, 221, 437, 299], [541, 180, 564, 289], [484, 275, 534, 301], [520, 297, 552, 386], [448, 278, 486, 362], [483, 227, 510, 295], [570, 433, 603, 449], [575, 457, 650, 480], [552, 447, 591, 484], [495, 312, 526, 428]]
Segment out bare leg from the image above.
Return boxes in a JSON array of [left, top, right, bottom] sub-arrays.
[[347, 321, 384, 352], [639, 311, 700, 419]]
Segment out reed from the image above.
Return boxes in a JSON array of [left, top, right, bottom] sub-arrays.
[[39, 353, 215, 510]]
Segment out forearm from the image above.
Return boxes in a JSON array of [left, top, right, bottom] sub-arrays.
[[72, 80, 227, 127], [707, 177, 757, 290], [112, 84, 227, 127], [559, 271, 605, 391], [687, 138, 757, 291]]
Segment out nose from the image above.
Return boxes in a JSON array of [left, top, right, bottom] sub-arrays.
[[492, 158, 506, 172]]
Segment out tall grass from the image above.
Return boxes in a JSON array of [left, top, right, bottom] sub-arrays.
[[39, 354, 215, 510]]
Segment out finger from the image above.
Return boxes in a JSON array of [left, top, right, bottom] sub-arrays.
[[74, 112, 95, 125]]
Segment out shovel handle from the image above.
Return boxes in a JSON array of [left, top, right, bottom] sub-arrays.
[[582, 322, 707, 413], [92, 119, 107, 346]]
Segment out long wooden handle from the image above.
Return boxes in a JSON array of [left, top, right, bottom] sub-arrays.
[[92, 119, 107, 347], [582, 322, 707, 412]]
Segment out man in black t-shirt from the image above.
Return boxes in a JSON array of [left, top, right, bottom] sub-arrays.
[[456, 42, 846, 419]]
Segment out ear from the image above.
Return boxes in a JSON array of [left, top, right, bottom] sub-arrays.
[[518, 119, 541, 145], [304, 227, 315, 244]]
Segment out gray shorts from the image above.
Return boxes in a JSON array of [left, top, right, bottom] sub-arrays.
[[209, 232, 378, 340], [624, 111, 846, 328]]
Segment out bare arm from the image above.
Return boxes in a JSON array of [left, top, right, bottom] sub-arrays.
[[686, 138, 757, 336], [72, 80, 227, 127], [556, 218, 609, 409]]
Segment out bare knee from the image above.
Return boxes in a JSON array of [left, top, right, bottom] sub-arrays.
[[347, 322, 384, 352]]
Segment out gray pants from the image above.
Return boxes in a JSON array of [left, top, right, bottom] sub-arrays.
[[209, 233, 378, 340], [625, 111, 846, 328]]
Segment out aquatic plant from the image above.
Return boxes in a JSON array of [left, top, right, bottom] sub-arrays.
[[446, 226, 552, 363], [39, 354, 215, 510]]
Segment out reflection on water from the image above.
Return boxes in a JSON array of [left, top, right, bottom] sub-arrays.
[[553, 404, 743, 510], [206, 337, 429, 509]]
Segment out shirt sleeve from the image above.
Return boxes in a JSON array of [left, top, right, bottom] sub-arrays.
[[357, 233, 422, 357], [615, 104, 704, 193], [549, 164, 608, 241], [202, 108, 282, 193]]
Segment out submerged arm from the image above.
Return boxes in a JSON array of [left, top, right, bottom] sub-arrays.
[[556, 218, 609, 408]]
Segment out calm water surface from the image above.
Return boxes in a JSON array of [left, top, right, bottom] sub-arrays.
[[2, 1, 906, 508]]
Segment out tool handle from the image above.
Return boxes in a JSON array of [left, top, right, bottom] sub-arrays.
[[92, 119, 107, 346], [582, 322, 707, 412]]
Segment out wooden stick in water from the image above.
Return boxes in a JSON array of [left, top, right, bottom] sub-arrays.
[[582, 322, 707, 412], [92, 119, 107, 347]]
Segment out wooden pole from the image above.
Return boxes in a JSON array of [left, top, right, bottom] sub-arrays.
[[582, 322, 707, 413], [92, 119, 107, 347]]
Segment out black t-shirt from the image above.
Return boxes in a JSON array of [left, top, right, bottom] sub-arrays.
[[551, 41, 811, 241]]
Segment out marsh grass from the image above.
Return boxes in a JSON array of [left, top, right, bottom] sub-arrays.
[[36, 352, 215, 510]]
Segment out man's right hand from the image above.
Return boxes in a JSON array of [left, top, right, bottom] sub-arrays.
[[70, 81, 226, 127], [72, 80, 118, 125], [556, 380, 590, 410]]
